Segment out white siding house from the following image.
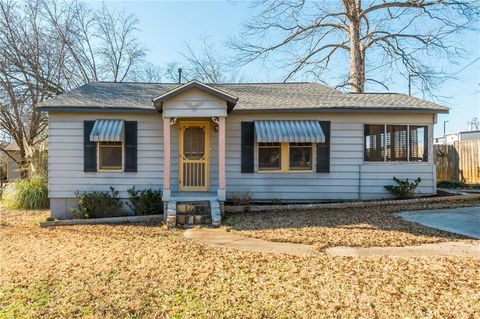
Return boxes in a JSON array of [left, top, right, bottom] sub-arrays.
[[39, 80, 447, 223]]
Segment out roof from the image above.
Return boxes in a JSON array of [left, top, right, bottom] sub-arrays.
[[38, 81, 449, 114], [4, 141, 20, 151]]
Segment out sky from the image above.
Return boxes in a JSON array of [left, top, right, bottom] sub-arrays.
[[92, 0, 479, 137]]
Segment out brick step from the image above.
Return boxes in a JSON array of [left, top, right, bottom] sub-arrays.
[[177, 215, 212, 225], [176, 201, 211, 225]]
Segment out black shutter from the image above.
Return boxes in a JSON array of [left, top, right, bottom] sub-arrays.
[[124, 121, 138, 172], [317, 121, 331, 173], [241, 121, 255, 173], [84, 121, 96, 172]]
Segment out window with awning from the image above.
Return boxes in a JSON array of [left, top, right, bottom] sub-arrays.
[[254, 120, 325, 172]]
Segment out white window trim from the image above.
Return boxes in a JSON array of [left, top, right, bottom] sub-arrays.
[[97, 141, 125, 172]]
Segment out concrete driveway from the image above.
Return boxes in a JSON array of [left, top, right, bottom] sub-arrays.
[[398, 206, 480, 239]]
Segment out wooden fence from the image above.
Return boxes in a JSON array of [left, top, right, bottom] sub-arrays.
[[434, 140, 480, 183]]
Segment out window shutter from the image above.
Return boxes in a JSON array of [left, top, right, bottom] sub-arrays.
[[241, 121, 255, 173], [84, 121, 97, 172], [124, 121, 138, 172], [316, 121, 330, 173]]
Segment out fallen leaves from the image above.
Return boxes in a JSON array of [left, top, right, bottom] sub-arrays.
[[226, 199, 480, 251], [1, 207, 479, 318]]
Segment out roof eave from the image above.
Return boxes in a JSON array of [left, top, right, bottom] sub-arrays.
[[232, 107, 449, 114], [37, 106, 159, 113]]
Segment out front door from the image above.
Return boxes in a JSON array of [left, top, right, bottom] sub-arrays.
[[179, 121, 210, 192]]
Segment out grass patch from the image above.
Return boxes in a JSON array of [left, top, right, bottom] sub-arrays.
[[1, 178, 49, 210]]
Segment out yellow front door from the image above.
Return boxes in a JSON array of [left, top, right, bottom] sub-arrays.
[[179, 121, 210, 192]]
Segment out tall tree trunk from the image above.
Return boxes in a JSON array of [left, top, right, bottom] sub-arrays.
[[348, 16, 365, 93]]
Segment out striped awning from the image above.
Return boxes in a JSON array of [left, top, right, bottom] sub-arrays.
[[90, 119, 125, 142], [255, 120, 325, 143]]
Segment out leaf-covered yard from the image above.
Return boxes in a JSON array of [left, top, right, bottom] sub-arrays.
[[1, 208, 479, 318], [225, 199, 480, 251]]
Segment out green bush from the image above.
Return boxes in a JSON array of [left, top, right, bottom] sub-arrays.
[[127, 186, 163, 215], [384, 177, 422, 199], [70, 187, 124, 219], [1, 177, 49, 209]]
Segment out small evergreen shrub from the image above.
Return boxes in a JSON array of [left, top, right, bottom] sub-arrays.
[[70, 187, 124, 219], [1, 177, 49, 209], [127, 186, 163, 215], [384, 177, 422, 199]]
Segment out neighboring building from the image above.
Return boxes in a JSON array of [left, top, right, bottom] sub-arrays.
[[38, 80, 448, 224], [434, 130, 480, 144], [0, 142, 21, 182], [459, 130, 480, 141]]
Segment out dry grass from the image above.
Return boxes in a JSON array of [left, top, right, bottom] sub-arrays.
[[1, 208, 480, 318], [225, 199, 480, 251]]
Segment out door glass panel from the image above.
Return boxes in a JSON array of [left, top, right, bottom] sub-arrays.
[[184, 127, 205, 160]]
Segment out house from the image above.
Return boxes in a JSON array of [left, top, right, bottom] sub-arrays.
[[434, 130, 480, 144], [38, 80, 448, 224], [0, 142, 21, 183]]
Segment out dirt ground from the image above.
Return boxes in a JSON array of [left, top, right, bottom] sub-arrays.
[[1, 208, 480, 318]]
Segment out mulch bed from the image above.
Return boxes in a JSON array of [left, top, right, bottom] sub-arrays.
[[224, 197, 480, 251]]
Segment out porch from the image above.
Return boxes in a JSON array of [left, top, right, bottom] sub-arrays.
[[153, 81, 234, 226]]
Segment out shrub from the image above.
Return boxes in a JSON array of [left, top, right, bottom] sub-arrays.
[[384, 177, 422, 199], [232, 191, 252, 206], [1, 177, 49, 209], [70, 186, 124, 219], [127, 186, 163, 215]]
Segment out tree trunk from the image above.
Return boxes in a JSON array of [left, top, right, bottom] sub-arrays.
[[348, 11, 365, 92]]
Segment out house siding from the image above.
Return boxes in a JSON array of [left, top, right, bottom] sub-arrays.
[[224, 113, 436, 201], [48, 111, 436, 217]]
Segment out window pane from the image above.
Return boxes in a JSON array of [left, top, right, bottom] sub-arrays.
[[289, 143, 312, 170], [386, 125, 407, 161], [99, 142, 122, 170], [184, 127, 205, 160], [410, 126, 428, 162], [364, 125, 385, 161], [258, 143, 281, 170]]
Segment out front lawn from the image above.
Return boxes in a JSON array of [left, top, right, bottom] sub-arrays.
[[225, 199, 480, 250], [1, 208, 479, 318]]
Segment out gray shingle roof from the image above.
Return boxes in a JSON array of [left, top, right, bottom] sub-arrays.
[[38, 82, 449, 113]]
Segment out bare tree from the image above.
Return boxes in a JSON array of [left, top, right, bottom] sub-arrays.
[[167, 38, 243, 83], [230, 0, 479, 93], [0, 0, 147, 177]]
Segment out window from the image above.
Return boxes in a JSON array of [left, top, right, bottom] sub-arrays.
[[409, 126, 428, 162], [258, 142, 314, 172], [289, 143, 312, 171], [364, 125, 385, 161], [98, 142, 123, 171], [386, 125, 407, 161], [364, 124, 429, 162], [258, 143, 281, 171]]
